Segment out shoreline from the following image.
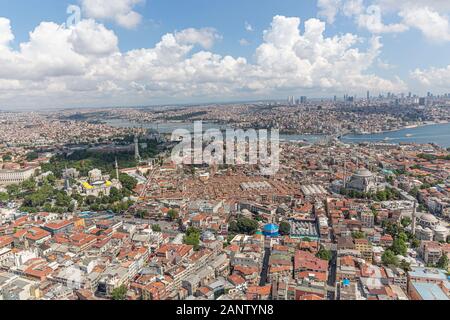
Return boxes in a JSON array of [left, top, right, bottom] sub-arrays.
[[348, 120, 450, 136], [105, 118, 450, 137]]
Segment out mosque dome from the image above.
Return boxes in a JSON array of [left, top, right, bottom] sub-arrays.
[[354, 169, 373, 178], [420, 213, 438, 224]]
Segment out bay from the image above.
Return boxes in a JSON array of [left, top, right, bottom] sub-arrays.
[[105, 119, 450, 148]]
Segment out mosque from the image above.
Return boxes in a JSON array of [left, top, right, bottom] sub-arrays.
[[345, 169, 383, 193]]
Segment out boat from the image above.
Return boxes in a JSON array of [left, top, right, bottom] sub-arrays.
[[405, 134, 413, 137]]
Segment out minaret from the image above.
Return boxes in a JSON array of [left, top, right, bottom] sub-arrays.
[[412, 200, 417, 235], [134, 135, 141, 161], [343, 160, 347, 188], [115, 157, 120, 180], [63, 165, 70, 192]]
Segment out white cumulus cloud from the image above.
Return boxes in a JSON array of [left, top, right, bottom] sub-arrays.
[[319, 0, 450, 42], [399, 6, 450, 42], [0, 15, 406, 108], [80, 0, 144, 29], [174, 28, 221, 49]]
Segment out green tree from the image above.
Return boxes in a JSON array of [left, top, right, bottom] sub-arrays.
[[21, 178, 36, 191], [6, 184, 20, 198], [184, 227, 201, 251], [26, 151, 39, 161], [436, 254, 449, 270], [119, 173, 138, 191], [382, 250, 399, 266], [236, 217, 259, 235], [0, 192, 8, 202], [391, 238, 408, 256], [401, 217, 412, 228], [279, 221, 291, 236], [110, 187, 122, 202], [167, 209, 179, 221], [111, 285, 128, 300], [409, 187, 419, 198], [152, 224, 162, 232], [316, 246, 332, 261], [136, 209, 146, 219], [411, 238, 420, 248], [56, 192, 72, 207], [400, 260, 411, 272], [352, 231, 366, 239]]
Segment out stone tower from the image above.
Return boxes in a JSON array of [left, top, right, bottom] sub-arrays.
[[134, 135, 141, 161]]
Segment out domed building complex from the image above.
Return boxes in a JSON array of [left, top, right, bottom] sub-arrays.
[[414, 212, 448, 242], [346, 169, 382, 193], [416, 212, 439, 229]]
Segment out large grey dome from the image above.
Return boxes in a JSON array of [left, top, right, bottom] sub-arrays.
[[354, 169, 373, 178], [420, 213, 438, 224]]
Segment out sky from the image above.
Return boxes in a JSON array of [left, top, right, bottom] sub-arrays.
[[0, 0, 450, 109]]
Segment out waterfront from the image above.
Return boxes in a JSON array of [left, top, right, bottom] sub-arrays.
[[341, 122, 450, 148], [106, 119, 450, 148]]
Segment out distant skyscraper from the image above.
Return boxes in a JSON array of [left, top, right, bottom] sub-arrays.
[[300, 96, 307, 104], [287, 96, 295, 106], [367, 91, 370, 101], [419, 97, 426, 106]]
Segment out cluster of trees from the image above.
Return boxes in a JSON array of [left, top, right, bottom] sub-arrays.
[[184, 227, 201, 251], [340, 187, 401, 201], [380, 220, 422, 271], [0, 192, 8, 202], [436, 254, 449, 270], [14, 170, 137, 214], [84, 193, 134, 213], [41, 147, 156, 179], [382, 250, 412, 271], [351, 231, 366, 239], [417, 153, 450, 161], [25, 151, 39, 161], [167, 209, 179, 221], [151, 224, 162, 232], [111, 285, 128, 300], [228, 216, 259, 235], [118, 174, 138, 192], [13, 176, 69, 213]]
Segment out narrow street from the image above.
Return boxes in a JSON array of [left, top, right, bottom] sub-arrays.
[[259, 248, 271, 286], [326, 250, 337, 300]]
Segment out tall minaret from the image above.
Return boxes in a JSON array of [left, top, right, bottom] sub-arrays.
[[343, 160, 347, 188], [134, 135, 141, 161], [115, 157, 120, 180]]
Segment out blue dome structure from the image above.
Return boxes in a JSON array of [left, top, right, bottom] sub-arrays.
[[263, 224, 279, 237]]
